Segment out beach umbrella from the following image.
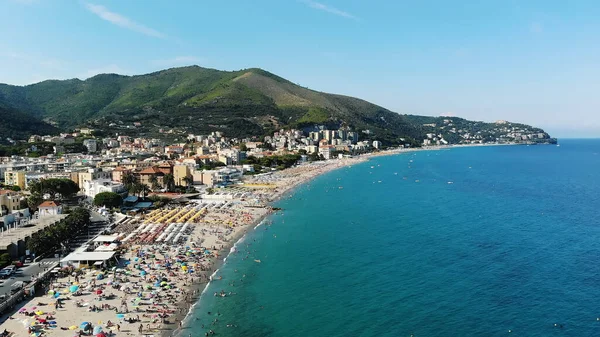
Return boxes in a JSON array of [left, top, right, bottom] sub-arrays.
[[96, 333, 107, 337], [69, 285, 79, 293], [116, 314, 125, 319], [47, 290, 55, 295], [140, 270, 147, 276], [19, 308, 26, 312], [80, 322, 90, 329], [35, 311, 44, 315], [93, 326, 103, 334]]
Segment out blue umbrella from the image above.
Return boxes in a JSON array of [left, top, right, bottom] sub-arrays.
[[69, 285, 79, 293], [140, 270, 147, 276], [80, 322, 89, 329], [116, 314, 125, 319], [93, 326, 103, 334]]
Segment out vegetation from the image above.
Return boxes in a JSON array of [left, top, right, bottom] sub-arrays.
[[162, 174, 175, 192], [0, 104, 57, 143], [242, 154, 301, 169], [28, 178, 80, 201], [0, 66, 554, 145], [0, 253, 11, 268], [93, 191, 123, 208], [0, 141, 55, 157], [26, 207, 91, 258]]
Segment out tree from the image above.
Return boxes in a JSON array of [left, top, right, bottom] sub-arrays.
[[239, 143, 248, 151], [27, 207, 91, 257], [163, 174, 175, 192], [122, 172, 137, 190], [93, 192, 123, 208], [27, 193, 43, 210], [182, 176, 193, 187], [29, 178, 79, 199], [149, 174, 161, 191]]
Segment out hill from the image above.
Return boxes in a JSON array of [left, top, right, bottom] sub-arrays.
[[0, 66, 554, 145], [0, 102, 58, 144]]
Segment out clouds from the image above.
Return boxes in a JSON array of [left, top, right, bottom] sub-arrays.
[[301, 0, 358, 20], [150, 56, 203, 68], [84, 3, 167, 39]]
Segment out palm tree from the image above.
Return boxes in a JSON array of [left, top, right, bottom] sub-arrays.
[[182, 176, 193, 187], [129, 182, 142, 197], [149, 174, 160, 191], [163, 174, 175, 192], [122, 171, 137, 190], [140, 184, 150, 198]]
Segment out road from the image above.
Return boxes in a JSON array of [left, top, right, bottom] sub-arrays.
[[0, 258, 58, 298], [0, 210, 111, 299]]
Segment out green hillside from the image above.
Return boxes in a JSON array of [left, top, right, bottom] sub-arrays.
[[0, 103, 58, 143], [0, 66, 553, 145]]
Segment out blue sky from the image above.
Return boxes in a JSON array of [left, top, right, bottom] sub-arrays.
[[1, 0, 599, 137]]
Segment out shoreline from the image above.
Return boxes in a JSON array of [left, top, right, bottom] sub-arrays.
[[0, 142, 527, 337], [139, 143, 517, 336], [171, 156, 368, 336]]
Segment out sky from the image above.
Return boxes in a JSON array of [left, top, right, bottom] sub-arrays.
[[1, 0, 599, 138]]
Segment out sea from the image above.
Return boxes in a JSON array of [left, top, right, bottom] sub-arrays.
[[186, 139, 600, 337]]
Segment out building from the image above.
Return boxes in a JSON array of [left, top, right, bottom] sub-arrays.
[[77, 169, 111, 190], [111, 167, 131, 183], [83, 139, 98, 153], [38, 201, 62, 216], [82, 179, 126, 199], [0, 190, 22, 216], [173, 165, 191, 186], [372, 141, 382, 149], [4, 170, 26, 190], [319, 145, 335, 160]]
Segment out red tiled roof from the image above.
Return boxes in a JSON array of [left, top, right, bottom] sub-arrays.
[[39, 201, 60, 207]]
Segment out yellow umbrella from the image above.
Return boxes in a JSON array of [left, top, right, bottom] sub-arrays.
[[35, 311, 44, 315]]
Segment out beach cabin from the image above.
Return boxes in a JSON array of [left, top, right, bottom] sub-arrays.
[[60, 251, 117, 269]]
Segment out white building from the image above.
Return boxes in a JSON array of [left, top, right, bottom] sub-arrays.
[[83, 179, 126, 199], [372, 141, 382, 149], [83, 139, 98, 153], [38, 201, 62, 216]]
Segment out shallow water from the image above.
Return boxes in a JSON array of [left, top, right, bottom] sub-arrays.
[[188, 140, 600, 337]]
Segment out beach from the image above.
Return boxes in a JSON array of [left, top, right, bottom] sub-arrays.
[[0, 156, 366, 337]]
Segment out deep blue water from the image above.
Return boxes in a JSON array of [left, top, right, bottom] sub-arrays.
[[187, 140, 600, 337]]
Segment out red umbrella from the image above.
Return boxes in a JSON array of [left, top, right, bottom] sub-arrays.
[[96, 333, 107, 337], [96, 289, 103, 295]]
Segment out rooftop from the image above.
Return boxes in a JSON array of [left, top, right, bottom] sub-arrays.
[[0, 214, 68, 247], [61, 251, 116, 263]]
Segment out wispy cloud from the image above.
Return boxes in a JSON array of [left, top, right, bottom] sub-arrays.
[[301, 0, 358, 20], [84, 3, 167, 39], [150, 56, 203, 67]]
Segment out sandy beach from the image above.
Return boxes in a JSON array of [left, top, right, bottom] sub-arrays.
[[0, 156, 366, 337]]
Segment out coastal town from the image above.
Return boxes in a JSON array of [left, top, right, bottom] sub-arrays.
[[0, 120, 554, 337]]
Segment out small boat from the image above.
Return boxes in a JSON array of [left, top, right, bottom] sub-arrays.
[[254, 259, 261, 263], [448, 181, 453, 184]]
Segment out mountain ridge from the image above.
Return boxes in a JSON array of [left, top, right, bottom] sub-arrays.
[[0, 66, 554, 146]]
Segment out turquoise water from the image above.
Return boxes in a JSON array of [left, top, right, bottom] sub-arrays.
[[187, 140, 600, 337]]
